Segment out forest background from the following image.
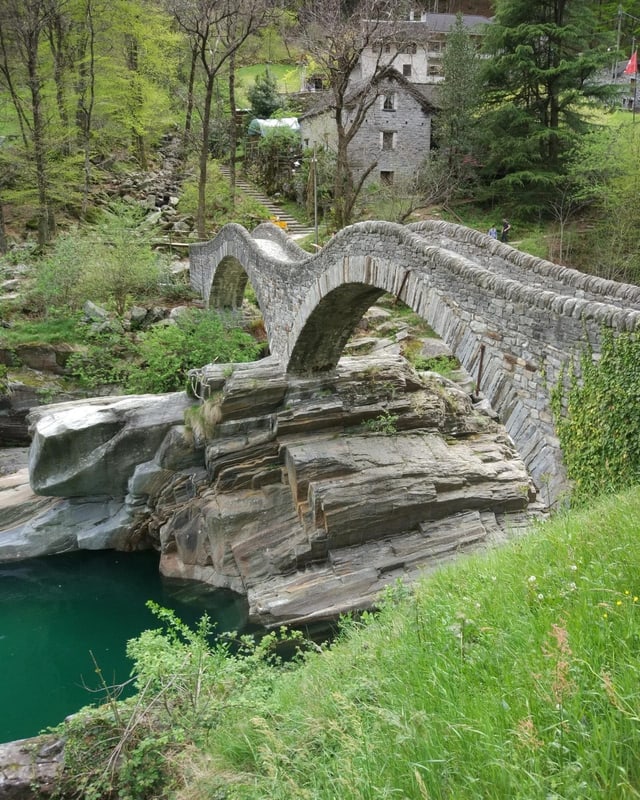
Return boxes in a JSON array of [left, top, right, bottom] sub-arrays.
[[2, 0, 640, 280]]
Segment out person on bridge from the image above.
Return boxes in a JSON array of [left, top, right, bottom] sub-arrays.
[[501, 219, 511, 243], [488, 225, 498, 239]]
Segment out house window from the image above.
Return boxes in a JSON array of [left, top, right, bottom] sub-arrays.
[[402, 64, 412, 77], [382, 131, 395, 151], [380, 170, 394, 185], [382, 93, 395, 111]]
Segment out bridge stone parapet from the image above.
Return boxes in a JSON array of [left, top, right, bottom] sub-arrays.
[[190, 220, 640, 505]]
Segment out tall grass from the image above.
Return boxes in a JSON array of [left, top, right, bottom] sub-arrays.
[[179, 488, 640, 799]]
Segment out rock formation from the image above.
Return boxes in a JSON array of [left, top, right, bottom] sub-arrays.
[[0, 736, 63, 799], [6, 352, 538, 630]]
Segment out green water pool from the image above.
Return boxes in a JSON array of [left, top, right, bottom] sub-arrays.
[[0, 549, 247, 743]]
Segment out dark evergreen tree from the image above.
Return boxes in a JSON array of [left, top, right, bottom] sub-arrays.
[[421, 13, 483, 206], [478, 0, 615, 213], [248, 69, 282, 118]]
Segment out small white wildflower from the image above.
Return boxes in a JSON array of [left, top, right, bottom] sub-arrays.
[[537, 593, 544, 601], [569, 564, 577, 572], [568, 582, 577, 591], [528, 575, 537, 583]]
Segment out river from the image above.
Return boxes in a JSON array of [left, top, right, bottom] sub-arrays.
[[0, 549, 248, 743]]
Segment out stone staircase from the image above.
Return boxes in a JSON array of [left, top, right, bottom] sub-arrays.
[[220, 164, 316, 240]]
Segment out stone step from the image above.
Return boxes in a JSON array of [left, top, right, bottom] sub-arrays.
[[219, 165, 315, 238]]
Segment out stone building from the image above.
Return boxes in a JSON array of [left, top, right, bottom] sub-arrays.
[[300, 70, 437, 187], [355, 12, 490, 85], [298, 12, 490, 188]]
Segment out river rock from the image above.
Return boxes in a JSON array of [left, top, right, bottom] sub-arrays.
[[9, 353, 540, 629], [0, 735, 63, 798], [156, 354, 539, 628], [28, 392, 194, 497]]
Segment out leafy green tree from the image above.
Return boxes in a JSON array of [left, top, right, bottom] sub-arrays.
[[35, 202, 162, 315], [248, 69, 282, 118], [478, 0, 614, 212], [86, 203, 162, 316], [166, 0, 272, 239], [249, 126, 301, 196], [0, 0, 56, 246], [420, 13, 483, 208], [558, 120, 640, 282]]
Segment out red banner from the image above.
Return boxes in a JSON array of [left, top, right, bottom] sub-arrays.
[[624, 50, 638, 75]]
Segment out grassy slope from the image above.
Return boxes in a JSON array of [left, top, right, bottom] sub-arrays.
[[181, 487, 640, 800], [235, 63, 303, 108]]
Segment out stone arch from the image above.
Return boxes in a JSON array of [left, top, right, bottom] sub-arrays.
[[210, 255, 249, 308], [287, 283, 386, 374], [190, 219, 640, 506]]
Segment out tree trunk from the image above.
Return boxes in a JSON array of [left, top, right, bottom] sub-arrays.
[[125, 33, 147, 169], [77, 0, 95, 218], [47, 13, 71, 155], [0, 200, 8, 254], [228, 50, 237, 205], [184, 45, 197, 144], [197, 71, 216, 239], [27, 43, 52, 247]]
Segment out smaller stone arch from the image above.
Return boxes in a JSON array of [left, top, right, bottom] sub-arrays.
[[210, 255, 249, 308]]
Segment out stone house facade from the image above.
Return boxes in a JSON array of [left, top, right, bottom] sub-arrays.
[[356, 12, 489, 85], [298, 12, 489, 188], [300, 70, 436, 187]]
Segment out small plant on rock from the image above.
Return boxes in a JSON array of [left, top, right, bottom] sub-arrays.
[[364, 411, 399, 434]]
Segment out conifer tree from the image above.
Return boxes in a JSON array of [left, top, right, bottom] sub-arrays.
[[478, 0, 614, 212]]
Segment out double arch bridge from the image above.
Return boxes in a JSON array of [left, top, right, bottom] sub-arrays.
[[190, 219, 640, 506]]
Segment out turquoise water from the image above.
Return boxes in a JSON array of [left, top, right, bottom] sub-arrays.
[[0, 549, 248, 743]]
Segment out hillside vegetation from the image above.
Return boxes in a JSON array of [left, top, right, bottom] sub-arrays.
[[58, 487, 640, 799]]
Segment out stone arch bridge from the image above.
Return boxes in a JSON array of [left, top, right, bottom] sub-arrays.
[[190, 220, 640, 505]]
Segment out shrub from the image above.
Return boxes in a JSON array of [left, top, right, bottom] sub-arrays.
[[247, 70, 282, 119], [127, 309, 261, 393], [552, 329, 640, 504], [66, 328, 135, 390], [34, 202, 163, 316]]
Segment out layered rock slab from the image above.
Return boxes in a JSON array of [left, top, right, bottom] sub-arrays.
[[158, 355, 537, 627], [6, 353, 539, 628]]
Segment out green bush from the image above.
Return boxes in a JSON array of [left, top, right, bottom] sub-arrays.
[[57, 601, 309, 800], [34, 202, 163, 316], [552, 329, 640, 504], [127, 309, 261, 393], [66, 328, 135, 390]]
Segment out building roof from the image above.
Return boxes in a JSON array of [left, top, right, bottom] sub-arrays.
[[299, 68, 438, 122], [247, 117, 300, 136], [375, 12, 491, 36]]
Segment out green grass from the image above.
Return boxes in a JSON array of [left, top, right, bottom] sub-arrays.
[[236, 63, 303, 108], [0, 315, 84, 346], [0, 97, 21, 138], [174, 487, 640, 800]]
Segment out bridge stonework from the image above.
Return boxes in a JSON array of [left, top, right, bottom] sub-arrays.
[[190, 220, 640, 505]]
